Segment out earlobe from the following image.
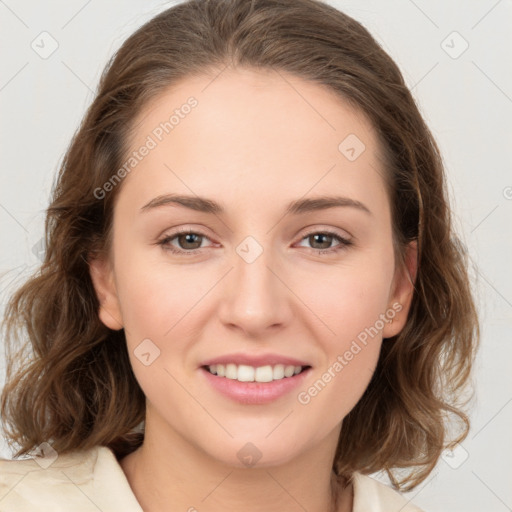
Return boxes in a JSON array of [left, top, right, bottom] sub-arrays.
[[382, 241, 418, 338], [88, 253, 124, 330]]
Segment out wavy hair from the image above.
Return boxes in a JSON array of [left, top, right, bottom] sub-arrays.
[[1, 0, 479, 491]]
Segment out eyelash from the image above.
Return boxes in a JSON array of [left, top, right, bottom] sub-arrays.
[[156, 226, 353, 256]]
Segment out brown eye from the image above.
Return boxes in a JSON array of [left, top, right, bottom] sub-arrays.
[[157, 228, 212, 256], [308, 233, 334, 250], [296, 230, 353, 255], [175, 232, 204, 250]]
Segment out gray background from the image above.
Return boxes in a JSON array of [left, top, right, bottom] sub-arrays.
[[1, 1, 511, 510]]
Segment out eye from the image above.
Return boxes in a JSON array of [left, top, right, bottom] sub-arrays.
[[157, 227, 213, 256], [296, 229, 353, 255], [156, 227, 353, 256]]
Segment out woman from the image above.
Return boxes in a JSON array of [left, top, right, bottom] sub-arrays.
[[0, 0, 479, 510]]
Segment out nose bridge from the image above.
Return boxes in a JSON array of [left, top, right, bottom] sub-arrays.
[[235, 235, 275, 293], [218, 232, 290, 332]]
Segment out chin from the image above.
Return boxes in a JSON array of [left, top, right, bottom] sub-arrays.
[[206, 437, 305, 470]]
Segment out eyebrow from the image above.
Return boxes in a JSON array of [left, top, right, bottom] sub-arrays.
[[140, 193, 372, 216]]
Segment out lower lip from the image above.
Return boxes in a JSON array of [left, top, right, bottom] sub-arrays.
[[200, 367, 312, 405]]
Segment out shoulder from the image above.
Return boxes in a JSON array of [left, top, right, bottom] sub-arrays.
[[351, 472, 425, 512], [0, 445, 143, 512]]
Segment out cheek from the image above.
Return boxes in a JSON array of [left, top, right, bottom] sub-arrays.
[[294, 279, 387, 428], [296, 255, 393, 344], [291, 256, 392, 411], [113, 240, 208, 340], [296, 339, 381, 436]]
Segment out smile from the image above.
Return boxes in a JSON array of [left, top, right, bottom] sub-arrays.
[[201, 365, 312, 405], [205, 363, 310, 382]]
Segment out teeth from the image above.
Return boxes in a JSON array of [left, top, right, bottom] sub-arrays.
[[238, 364, 255, 382], [255, 365, 273, 382], [273, 364, 285, 380], [225, 363, 237, 379], [207, 363, 305, 382]]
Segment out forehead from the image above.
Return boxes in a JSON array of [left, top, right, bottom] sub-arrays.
[[117, 67, 389, 220]]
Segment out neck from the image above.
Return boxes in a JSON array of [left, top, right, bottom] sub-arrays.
[[119, 409, 352, 512]]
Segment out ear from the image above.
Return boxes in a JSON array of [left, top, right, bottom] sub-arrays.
[[88, 252, 124, 330], [382, 240, 418, 338]]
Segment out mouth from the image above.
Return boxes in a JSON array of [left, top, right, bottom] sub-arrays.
[[200, 363, 313, 405], [201, 363, 312, 383]]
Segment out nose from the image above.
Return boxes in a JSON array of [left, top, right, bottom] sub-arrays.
[[217, 242, 294, 338]]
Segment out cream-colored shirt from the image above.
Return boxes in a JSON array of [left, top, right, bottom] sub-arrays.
[[0, 445, 424, 511]]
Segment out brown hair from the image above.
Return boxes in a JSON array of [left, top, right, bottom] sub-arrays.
[[1, 0, 479, 491]]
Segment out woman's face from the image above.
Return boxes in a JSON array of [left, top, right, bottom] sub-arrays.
[[90, 67, 415, 468]]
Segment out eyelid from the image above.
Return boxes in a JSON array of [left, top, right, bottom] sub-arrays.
[[299, 225, 353, 241]]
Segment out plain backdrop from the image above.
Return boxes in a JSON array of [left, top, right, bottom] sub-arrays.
[[1, 1, 511, 511]]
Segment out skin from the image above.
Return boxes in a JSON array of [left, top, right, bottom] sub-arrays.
[[89, 66, 417, 512]]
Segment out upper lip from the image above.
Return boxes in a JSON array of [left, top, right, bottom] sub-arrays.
[[200, 353, 311, 368]]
